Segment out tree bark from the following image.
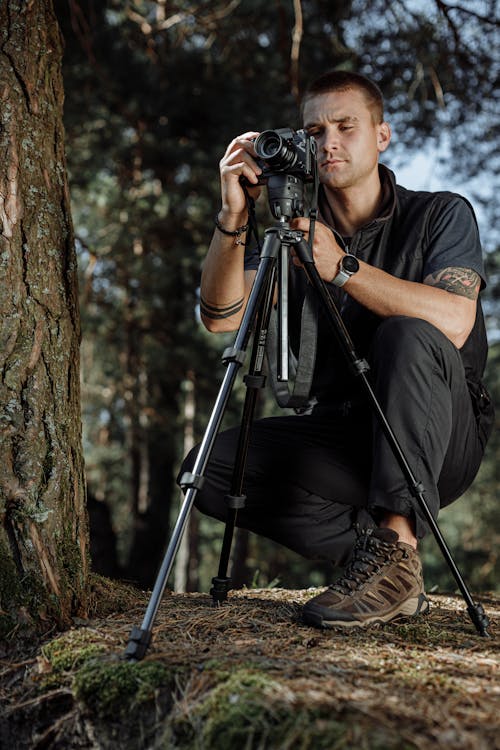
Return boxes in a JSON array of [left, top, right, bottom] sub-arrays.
[[0, 0, 88, 634]]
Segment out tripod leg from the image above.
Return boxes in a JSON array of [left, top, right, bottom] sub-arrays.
[[211, 263, 278, 604], [124, 234, 284, 661], [294, 237, 490, 637], [123, 358, 247, 660]]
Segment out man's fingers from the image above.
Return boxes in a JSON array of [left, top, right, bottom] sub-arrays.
[[222, 147, 260, 168], [290, 217, 310, 232], [223, 132, 260, 160], [221, 142, 264, 192], [221, 160, 261, 185]]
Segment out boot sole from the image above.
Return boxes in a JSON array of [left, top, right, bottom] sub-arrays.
[[303, 593, 430, 629]]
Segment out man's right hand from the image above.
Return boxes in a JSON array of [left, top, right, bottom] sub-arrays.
[[219, 131, 263, 223], [200, 133, 263, 334]]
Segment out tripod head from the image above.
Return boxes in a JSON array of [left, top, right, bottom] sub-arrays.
[[266, 173, 308, 221]]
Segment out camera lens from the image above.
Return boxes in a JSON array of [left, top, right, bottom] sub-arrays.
[[254, 130, 298, 170]]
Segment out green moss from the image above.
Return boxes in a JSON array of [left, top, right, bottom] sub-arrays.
[[170, 668, 418, 750], [73, 659, 175, 719], [41, 629, 107, 673], [171, 669, 286, 749], [389, 620, 461, 646]]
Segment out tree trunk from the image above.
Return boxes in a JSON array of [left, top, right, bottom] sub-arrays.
[[174, 372, 196, 592], [0, 0, 88, 635]]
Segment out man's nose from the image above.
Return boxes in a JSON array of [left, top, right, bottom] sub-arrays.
[[321, 127, 339, 151]]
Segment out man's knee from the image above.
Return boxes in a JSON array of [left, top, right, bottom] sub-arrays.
[[372, 316, 446, 359], [370, 317, 463, 389]]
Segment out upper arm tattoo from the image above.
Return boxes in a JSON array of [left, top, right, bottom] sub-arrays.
[[200, 295, 244, 320], [425, 267, 481, 300]]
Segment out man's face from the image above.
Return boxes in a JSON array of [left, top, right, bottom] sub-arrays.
[[302, 88, 390, 191]]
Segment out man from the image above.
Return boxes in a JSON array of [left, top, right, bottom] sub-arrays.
[[180, 71, 494, 628]]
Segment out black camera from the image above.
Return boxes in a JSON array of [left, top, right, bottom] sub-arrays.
[[252, 128, 316, 184]]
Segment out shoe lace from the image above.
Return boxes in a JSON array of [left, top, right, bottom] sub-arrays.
[[330, 531, 403, 595]]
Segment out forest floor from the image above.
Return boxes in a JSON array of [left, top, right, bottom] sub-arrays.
[[0, 578, 499, 749]]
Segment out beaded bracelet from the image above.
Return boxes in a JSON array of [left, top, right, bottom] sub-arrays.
[[214, 213, 249, 245]]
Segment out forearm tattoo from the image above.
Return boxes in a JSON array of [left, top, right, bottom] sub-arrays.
[[425, 267, 480, 300], [200, 295, 244, 320]]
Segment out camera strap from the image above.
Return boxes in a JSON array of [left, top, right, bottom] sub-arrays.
[[265, 285, 318, 412]]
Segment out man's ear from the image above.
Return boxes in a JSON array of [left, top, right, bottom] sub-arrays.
[[377, 122, 391, 153]]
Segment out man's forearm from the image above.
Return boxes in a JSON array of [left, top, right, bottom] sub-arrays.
[[200, 210, 252, 332], [201, 131, 264, 331], [344, 262, 478, 349]]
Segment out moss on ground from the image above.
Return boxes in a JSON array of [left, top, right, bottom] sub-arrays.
[[0, 588, 498, 749], [38, 625, 179, 721], [168, 666, 419, 750], [73, 659, 175, 719], [41, 628, 108, 674]]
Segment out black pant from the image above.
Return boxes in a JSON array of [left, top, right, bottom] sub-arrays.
[[179, 317, 486, 567]]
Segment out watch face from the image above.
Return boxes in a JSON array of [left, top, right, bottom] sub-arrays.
[[342, 254, 359, 274]]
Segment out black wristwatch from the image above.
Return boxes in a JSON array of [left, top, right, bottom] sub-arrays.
[[331, 254, 360, 287]]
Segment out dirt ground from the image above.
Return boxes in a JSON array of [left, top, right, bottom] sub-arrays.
[[0, 579, 499, 749]]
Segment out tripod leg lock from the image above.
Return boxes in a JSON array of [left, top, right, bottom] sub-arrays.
[[210, 576, 232, 605], [243, 373, 266, 389], [467, 603, 491, 637], [225, 493, 246, 509], [124, 626, 152, 661], [409, 481, 425, 497], [222, 346, 246, 365], [353, 357, 370, 375], [179, 471, 205, 490]]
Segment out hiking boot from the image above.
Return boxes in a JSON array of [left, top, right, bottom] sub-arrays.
[[302, 527, 429, 628]]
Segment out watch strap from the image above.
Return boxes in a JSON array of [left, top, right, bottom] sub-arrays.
[[331, 254, 359, 288], [331, 269, 351, 287]]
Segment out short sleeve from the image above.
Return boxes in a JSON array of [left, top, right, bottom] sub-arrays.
[[423, 196, 486, 289], [244, 243, 260, 271]]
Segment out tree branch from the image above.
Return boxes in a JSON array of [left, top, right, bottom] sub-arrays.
[[290, 0, 303, 102], [125, 0, 242, 35], [435, 0, 500, 27]]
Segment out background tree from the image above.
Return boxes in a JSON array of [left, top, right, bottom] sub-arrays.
[[57, 0, 499, 593], [0, 0, 88, 636]]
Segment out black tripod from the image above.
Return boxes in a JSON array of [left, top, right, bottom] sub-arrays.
[[125, 173, 490, 661]]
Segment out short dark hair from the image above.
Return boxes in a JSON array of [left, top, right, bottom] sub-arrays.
[[301, 70, 385, 124]]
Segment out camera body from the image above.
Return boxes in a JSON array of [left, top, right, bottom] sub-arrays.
[[252, 127, 316, 185]]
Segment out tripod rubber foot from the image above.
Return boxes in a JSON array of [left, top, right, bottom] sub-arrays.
[[124, 626, 152, 661], [210, 576, 232, 606], [467, 603, 491, 638]]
